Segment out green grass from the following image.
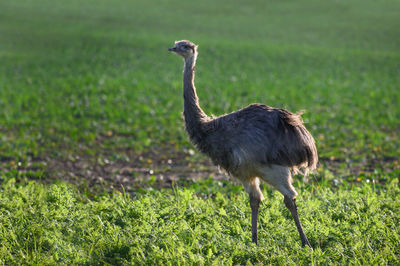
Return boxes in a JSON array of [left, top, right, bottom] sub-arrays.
[[1, 178, 399, 264], [0, 0, 399, 161], [0, 0, 399, 264]]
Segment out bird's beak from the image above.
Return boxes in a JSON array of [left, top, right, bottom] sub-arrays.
[[168, 47, 176, 52]]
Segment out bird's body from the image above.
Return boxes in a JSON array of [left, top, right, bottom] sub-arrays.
[[169, 40, 317, 249], [192, 104, 316, 175], [191, 103, 317, 199]]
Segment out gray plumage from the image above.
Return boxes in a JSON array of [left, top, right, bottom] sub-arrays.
[[169, 40, 317, 249], [195, 104, 317, 176]]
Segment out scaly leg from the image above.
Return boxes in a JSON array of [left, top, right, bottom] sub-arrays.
[[250, 194, 260, 245], [284, 196, 313, 250]]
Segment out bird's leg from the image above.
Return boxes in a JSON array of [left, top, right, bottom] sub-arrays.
[[250, 195, 260, 245], [284, 196, 313, 250]]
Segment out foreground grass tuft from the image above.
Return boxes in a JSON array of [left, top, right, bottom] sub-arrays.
[[0, 178, 398, 264]]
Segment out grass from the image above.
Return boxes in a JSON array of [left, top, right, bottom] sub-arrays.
[[0, 0, 399, 264], [1, 178, 399, 264]]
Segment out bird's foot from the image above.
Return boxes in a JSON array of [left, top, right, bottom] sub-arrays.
[[302, 240, 313, 251]]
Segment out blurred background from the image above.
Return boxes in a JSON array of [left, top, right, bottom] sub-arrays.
[[0, 0, 399, 190]]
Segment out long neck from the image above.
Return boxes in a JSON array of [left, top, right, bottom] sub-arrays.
[[182, 54, 208, 140]]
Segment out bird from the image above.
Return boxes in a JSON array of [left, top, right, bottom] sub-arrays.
[[168, 40, 317, 249]]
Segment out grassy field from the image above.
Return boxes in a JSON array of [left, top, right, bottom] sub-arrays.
[[0, 0, 399, 264]]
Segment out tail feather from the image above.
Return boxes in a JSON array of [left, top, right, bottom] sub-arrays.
[[275, 109, 318, 174]]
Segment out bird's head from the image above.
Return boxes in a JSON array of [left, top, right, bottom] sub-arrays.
[[168, 40, 198, 59]]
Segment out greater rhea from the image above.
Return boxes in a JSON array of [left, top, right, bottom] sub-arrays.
[[168, 40, 317, 249]]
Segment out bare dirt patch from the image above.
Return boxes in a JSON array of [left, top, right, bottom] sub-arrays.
[[44, 146, 229, 192], [1, 142, 398, 193]]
